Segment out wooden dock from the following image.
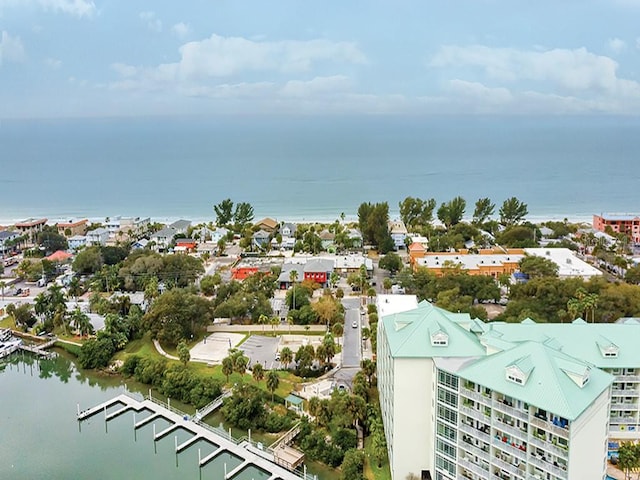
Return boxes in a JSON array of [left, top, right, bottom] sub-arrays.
[[78, 393, 314, 480]]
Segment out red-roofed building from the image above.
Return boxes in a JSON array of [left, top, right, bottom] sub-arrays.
[[408, 242, 426, 267], [56, 219, 88, 237], [231, 266, 259, 280], [175, 238, 197, 253], [45, 250, 73, 262]]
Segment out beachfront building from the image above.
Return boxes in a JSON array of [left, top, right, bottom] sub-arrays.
[[150, 227, 177, 252], [255, 217, 278, 233], [14, 218, 47, 245], [593, 214, 640, 244], [56, 219, 88, 237], [169, 219, 191, 234], [388, 220, 408, 250], [376, 297, 640, 480]]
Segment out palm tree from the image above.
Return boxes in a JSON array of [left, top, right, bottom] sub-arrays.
[[70, 308, 93, 337], [270, 316, 280, 331], [222, 356, 234, 383], [289, 269, 298, 310], [258, 314, 269, 332], [280, 347, 293, 369], [0, 280, 6, 302], [252, 363, 264, 384], [266, 370, 280, 401], [332, 322, 344, 346]]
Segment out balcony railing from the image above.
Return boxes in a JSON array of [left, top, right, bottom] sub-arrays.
[[461, 442, 490, 463], [461, 405, 491, 422], [493, 399, 528, 421], [611, 402, 639, 411], [528, 435, 569, 459], [494, 418, 528, 441], [615, 375, 640, 382], [529, 416, 569, 439], [610, 416, 638, 424], [459, 457, 490, 479], [611, 389, 640, 397], [460, 422, 491, 443], [492, 437, 527, 462], [529, 454, 568, 479], [491, 456, 525, 478], [462, 387, 493, 406]]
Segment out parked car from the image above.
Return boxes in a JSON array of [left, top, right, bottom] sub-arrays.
[[352, 321, 358, 328]]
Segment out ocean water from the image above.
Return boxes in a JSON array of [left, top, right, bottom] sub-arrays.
[[0, 115, 638, 225]]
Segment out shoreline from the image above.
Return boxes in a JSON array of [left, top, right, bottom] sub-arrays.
[[0, 212, 599, 228]]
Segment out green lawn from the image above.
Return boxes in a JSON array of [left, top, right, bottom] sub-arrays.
[[0, 315, 15, 329], [364, 436, 392, 480]]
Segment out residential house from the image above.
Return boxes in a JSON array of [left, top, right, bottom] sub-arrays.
[[106, 216, 151, 236], [255, 217, 278, 233], [347, 229, 363, 248], [594, 213, 640, 244], [210, 227, 230, 243], [68, 235, 87, 251], [281, 223, 297, 238], [150, 227, 177, 252], [56, 219, 88, 237], [85, 228, 110, 246], [131, 238, 149, 250], [0, 230, 19, 255], [408, 242, 427, 267], [169, 219, 191, 234], [253, 229, 271, 249], [303, 258, 334, 287], [174, 238, 197, 253], [14, 218, 47, 244], [319, 230, 335, 251], [388, 220, 408, 250], [278, 263, 306, 289], [377, 297, 616, 480]]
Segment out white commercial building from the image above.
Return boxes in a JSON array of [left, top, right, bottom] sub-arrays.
[[375, 298, 640, 480]]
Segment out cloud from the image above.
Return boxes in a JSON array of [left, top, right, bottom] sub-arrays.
[[0, 30, 25, 66], [151, 34, 366, 79], [608, 37, 626, 53], [171, 22, 190, 39], [0, 0, 95, 17], [279, 75, 352, 97], [430, 44, 640, 95], [44, 57, 61, 68], [139, 11, 162, 33]]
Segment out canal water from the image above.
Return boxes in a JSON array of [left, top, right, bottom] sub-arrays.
[[0, 353, 336, 480]]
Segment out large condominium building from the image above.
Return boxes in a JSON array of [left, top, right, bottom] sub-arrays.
[[376, 297, 640, 480], [593, 214, 640, 244]]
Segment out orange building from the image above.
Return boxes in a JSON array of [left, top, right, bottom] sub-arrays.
[[231, 266, 259, 280], [593, 214, 640, 244]]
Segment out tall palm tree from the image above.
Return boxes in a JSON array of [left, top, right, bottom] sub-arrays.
[[280, 347, 293, 369], [0, 280, 6, 302], [289, 269, 298, 310], [258, 314, 269, 332]]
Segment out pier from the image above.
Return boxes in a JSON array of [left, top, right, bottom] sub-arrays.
[[78, 393, 314, 480]]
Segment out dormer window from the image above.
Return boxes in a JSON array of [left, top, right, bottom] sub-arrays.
[[506, 367, 527, 385], [431, 331, 449, 346], [505, 358, 534, 386], [597, 339, 619, 358]]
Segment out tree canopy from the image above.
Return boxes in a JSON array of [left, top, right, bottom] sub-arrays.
[[357, 202, 394, 253]]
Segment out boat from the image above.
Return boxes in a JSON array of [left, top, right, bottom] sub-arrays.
[[0, 328, 23, 359]]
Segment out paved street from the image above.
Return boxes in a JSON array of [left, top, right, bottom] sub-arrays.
[[341, 297, 361, 368]]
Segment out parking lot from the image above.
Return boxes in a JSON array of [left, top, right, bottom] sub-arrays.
[[240, 335, 281, 370]]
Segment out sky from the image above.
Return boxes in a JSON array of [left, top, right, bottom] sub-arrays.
[[1, 0, 640, 118]]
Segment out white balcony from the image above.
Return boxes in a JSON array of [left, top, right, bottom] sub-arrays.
[[609, 416, 638, 424], [460, 439, 490, 461], [493, 399, 528, 421], [460, 422, 491, 443], [611, 402, 639, 411], [494, 418, 528, 442], [462, 387, 493, 406], [492, 437, 527, 462], [529, 454, 568, 479], [461, 405, 491, 422], [529, 416, 569, 439], [528, 435, 569, 459], [616, 375, 640, 382], [459, 457, 490, 479], [491, 456, 525, 478], [611, 388, 640, 397]]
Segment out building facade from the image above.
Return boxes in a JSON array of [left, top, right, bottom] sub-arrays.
[[377, 299, 625, 480], [593, 214, 640, 244]]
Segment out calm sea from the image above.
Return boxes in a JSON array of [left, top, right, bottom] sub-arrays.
[[1, 115, 638, 224]]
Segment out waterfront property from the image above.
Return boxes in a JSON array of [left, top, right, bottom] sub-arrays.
[[593, 214, 640, 244], [375, 298, 640, 480], [78, 392, 309, 480]]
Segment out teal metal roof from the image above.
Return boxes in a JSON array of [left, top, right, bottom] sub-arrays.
[[456, 341, 613, 420], [483, 321, 640, 368], [285, 394, 304, 405], [382, 301, 486, 358]]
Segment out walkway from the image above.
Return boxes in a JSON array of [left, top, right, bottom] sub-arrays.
[[153, 339, 179, 360], [78, 393, 312, 480]]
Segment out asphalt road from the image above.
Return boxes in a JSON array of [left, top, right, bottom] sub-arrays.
[[341, 297, 361, 368]]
